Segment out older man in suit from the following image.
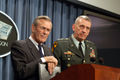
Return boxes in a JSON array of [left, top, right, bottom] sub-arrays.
[[53, 15, 98, 71], [11, 16, 58, 80]]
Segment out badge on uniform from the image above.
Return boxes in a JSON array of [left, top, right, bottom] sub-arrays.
[[52, 41, 58, 53], [89, 48, 95, 58], [64, 51, 75, 58], [64, 51, 73, 55]]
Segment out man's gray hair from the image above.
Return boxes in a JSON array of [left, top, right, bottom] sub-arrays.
[[75, 15, 91, 24], [33, 16, 51, 26]]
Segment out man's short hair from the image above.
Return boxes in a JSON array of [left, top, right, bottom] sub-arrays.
[[33, 16, 51, 26], [75, 15, 91, 24]]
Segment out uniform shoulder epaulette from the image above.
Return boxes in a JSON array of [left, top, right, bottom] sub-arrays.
[[57, 38, 69, 41], [85, 40, 94, 44]]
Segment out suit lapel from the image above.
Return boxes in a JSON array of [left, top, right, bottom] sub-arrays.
[[68, 37, 84, 58], [26, 38, 41, 59]]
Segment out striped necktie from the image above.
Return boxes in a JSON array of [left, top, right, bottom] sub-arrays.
[[38, 44, 44, 57]]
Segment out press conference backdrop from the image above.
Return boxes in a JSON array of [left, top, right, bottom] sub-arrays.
[[0, 0, 83, 80]]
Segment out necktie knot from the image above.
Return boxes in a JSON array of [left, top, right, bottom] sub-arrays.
[[79, 42, 82, 46], [38, 44, 40, 47]]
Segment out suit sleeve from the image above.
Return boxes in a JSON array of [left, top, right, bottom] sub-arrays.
[[11, 41, 42, 79]]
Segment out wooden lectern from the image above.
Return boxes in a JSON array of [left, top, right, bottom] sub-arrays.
[[51, 64, 120, 80]]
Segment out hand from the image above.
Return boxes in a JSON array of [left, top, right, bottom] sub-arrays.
[[44, 56, 58, 66], [47, 63, 55, 75]]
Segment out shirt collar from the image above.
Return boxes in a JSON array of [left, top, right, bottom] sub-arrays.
[[71, 34, 84, 48], [29, 36, 45, 55], [29, 36, 39, 46]]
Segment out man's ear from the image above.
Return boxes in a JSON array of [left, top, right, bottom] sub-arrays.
[[72, 24, 75, 32], [32, 24, 35, 33]]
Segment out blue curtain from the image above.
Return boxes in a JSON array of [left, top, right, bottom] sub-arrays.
[[0, 0, 83, 80]]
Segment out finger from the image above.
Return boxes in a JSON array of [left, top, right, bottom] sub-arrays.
[[44, 56, 54, 62], [53, 58, 58, 66], [44, 56, 58, 66], [48, 63, 54, 74], [47, 63, 51, 74]]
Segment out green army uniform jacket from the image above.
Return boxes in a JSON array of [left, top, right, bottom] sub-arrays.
[[53, 36, 98, 71]]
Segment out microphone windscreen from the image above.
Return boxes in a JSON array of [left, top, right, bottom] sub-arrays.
[[99, 57, 104, 64], [90, 57, 96, 63]]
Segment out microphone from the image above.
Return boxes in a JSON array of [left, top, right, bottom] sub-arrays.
[[98, 57, 104, 64], [90, 57, 104, 64], [90, 57, 96, 63]]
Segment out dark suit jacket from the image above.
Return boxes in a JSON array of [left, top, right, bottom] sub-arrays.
[[11, 38, 52, 80], [53, 36, 98, 71]]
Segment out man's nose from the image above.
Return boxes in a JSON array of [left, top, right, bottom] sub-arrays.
[[82, 28, 87, 33], [44, 29, 48, 34]]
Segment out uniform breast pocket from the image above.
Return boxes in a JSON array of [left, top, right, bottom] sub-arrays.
[[71, 55, 83, 64], [62, 55, 73, 63], [61, 55, 74, 68]]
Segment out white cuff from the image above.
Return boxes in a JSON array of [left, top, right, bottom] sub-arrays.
[[41, 57, 46, 63]]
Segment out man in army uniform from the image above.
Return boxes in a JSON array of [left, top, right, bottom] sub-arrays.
[[52, 15, 98, 71]]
